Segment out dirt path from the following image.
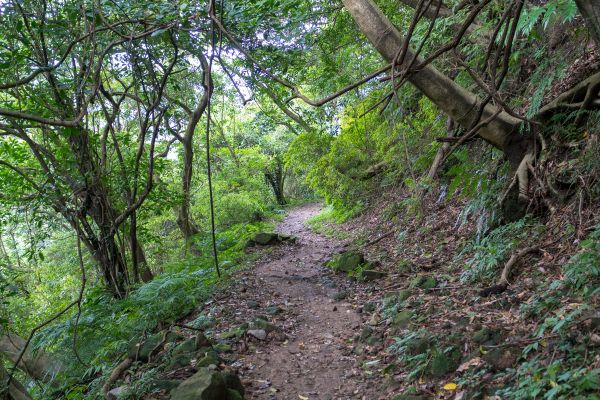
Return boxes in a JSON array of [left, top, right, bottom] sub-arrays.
[[217, 203, 381, 399]]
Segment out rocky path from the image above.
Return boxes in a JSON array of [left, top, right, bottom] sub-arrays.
[[217, 203, 381, 399]]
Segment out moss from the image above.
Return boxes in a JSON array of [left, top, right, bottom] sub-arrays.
[[428, 346, 461, 377], [327, 252, 365, 273]]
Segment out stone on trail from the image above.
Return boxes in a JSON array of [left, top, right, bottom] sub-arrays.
[[247, 329, 268, 340], [247, 232, 296, 247], [170, 368, 227, 400], [327, 251, 365, 273]]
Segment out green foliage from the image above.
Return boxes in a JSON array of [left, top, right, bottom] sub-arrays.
[[305, 205, 355, 238], [459, 217, 542, 283], [562, 225, 600, 296]]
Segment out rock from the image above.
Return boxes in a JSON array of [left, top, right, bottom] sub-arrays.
[[396, 260, 413, 274], [247, 329, 267, 340], [107, 386, 126, 400], [170, 368, 227, 400], [472, 327, 502, 345], [363, 302, 377, 313], [359, 270, 387, 281], [333, 290, 348, 301], [265, 306, 282, 315], [406, 337, 430, 355], [409, 276, 437, 289], [328, 252, 365, 273], [213, 343, 232, 352], [366, 335, 380, 346], [392, 311, 414, 329], [222, 323, 249, 339], [226, 388, 243, 400], [253, 232, 279, 245], [151, 379, 182, 391], [196, 333, 212, 348], [247, 300, 260, 309], [251, 318, 277, 333], [428, 346, 462, 377], [483, 347, 519, 371], [247, 232, 296, 247], [196, 350, 221, 368], [222, 372, 245, 397], [359, 326, 374, 342], [397, 289, 412, 301], [128, 332, 179, 363]]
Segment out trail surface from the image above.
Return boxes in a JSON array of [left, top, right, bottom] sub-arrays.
[[215, 203, 380, 399]]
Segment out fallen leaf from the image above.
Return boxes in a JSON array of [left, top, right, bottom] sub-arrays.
[[298, 395, 309, 400], [443, 382, 458, 390]]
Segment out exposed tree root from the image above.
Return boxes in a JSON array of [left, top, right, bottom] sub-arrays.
[[102, 358, 132, 399], [498, 246, 540, 285]]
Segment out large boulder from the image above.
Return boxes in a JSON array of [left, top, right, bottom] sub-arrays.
[[170, 368, 227, 400]]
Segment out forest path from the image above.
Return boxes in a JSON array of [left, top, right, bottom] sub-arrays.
[[218, 203, 380, 399]]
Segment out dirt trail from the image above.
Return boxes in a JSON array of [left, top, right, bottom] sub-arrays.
[[220, 203, 381, 399]]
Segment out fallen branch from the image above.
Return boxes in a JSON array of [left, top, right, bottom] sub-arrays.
[[364, 230, 395, 247]]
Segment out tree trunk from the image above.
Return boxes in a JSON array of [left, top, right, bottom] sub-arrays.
[[0, 361, 32, 400], [0, 333, 62, 384], [265, 157, 287, 205], [177, 135, 201, 243], [341, 0, 530, 168], [576, 0, 600, 46], [69, 130, 130, 297], [128, 216, 153, 283]]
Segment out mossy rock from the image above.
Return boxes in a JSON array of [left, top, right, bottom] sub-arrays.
[[328, 252, 365, 273], [392, 395, 427, 400], [251, 318, 277, 333], [226, 388, 243, 400], [170, 367, 227, 400], [247, 232, 296, 247], [333, 290, 348, 301], [196, 350, 221, 368], [363, 302, 377, 313], [397, 289, 412, 301], [359, 270, 387, 281], [213, 343, 232, 353], [359, 326, 374, 342], [483, 347, 519, 371], [253, 232, 279, 245], [428, 346, 461, 377], [128, 331, 180, 363], [397, 260, 413, 273], [406, 337, 430, 355], [151, 379, 182, 391], [366, 336, 380, 346], [409, 276, 437, 289], [265, 306, 282, 315], [222, 323, 249, 339], [472, 327, 502, 345], [222, 372, 245, 397], [392, 311, 414, 329]]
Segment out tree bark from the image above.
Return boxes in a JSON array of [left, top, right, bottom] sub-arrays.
[[341, 0, 530, 168], [576, 0, 600, 46], [0, 333, 62, 384], [0, 361, 32, 400], [176, 52, 212, 249]]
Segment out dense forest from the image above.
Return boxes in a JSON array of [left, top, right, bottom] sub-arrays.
[[0, 0, 599, 398]]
